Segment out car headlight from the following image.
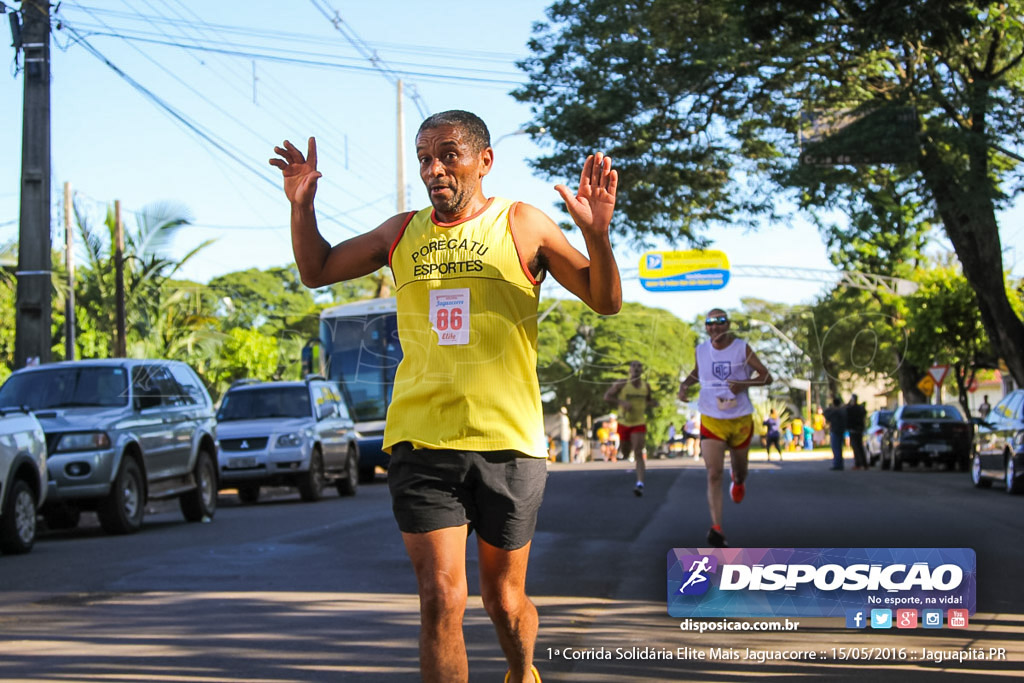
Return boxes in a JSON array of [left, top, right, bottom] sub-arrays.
[[56, 431, 111, 452], [276, 432, 303, 447], [1014, 432, 1024, 449]]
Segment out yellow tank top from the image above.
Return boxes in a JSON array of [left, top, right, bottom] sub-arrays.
[[383, 197, 546, 457], [619, 380, 649, 426]]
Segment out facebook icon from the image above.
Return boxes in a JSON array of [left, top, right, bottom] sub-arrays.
[[845, 609, 867, 629]]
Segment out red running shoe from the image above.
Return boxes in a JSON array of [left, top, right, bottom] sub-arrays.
[[730, 480, 745, 504]]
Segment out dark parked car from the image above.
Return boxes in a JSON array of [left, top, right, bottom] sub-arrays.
[[0, 360, 219, 534], [972, 390, 1024, 494], [880, 404, 972, 471], [864, 409, 894, 467]]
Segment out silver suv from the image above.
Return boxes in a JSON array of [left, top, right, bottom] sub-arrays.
[[216, 378, 359, 503], [0, 408, 47, 554], [0, 359, 218, 534]]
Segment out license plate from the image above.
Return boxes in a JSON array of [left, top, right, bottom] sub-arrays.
[[228, 456, 257, 469], [924, 444, 952, 454]]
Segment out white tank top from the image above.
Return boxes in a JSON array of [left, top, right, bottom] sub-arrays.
[[696, 338, 754, 418]]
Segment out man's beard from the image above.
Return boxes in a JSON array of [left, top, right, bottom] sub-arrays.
[[431, 184, 472, 215]]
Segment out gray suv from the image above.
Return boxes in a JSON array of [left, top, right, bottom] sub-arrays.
[[0, 408, 47, 554], [0, 359, 218, 534], [216, 378, 359, 503]]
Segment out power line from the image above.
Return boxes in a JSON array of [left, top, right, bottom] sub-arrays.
[[63, 29, 526, 87], [114, 0, 395, 186], [66, 4, 526, 64], [307, 0, 430, 117], [57, 22, 368, 239]]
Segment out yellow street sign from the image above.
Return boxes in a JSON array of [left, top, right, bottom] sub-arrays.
[[917, 375, 935, 396]]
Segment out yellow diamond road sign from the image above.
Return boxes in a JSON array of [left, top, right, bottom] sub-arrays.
[[917, 375, 936, 396]]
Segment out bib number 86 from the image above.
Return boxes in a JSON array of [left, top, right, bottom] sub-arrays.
[[436, 307, 463, 331]]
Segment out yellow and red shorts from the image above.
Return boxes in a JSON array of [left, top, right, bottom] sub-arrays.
[[700, 414, 754, 449]]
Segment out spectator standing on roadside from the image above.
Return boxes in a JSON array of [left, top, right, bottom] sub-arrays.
[[683, 413, 700, 458], [847, 394, 868, 469], [763, 409, 783, 461], [596, 421, 610, 461], [558, 407, 571, 464], [978, 395, 992, 418], [824, 397, 848, 470], [606, 414, 620, 461], [790, 416, 804, 450], [573, 430, 586, 463], [812, 407, 826, 447]]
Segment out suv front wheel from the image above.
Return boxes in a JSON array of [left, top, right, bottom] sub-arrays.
[[98, 456, 145, 534], [298, 448, 324, 502], [0, 479, 38, 554], [336, 447, 358, 497], [180, 449, 217, 522]]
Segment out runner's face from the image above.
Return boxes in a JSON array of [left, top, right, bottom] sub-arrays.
[[416, 125, 492, 220], [704, 310, 731, 342]]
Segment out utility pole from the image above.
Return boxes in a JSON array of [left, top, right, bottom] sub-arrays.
[[14, 0, 52, 368], [63, 181, 75, 360], [396, 79, 405, 213], [114, 200, 126, 357]]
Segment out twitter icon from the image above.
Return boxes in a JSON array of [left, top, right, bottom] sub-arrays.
[[871, 609, 892, 629]]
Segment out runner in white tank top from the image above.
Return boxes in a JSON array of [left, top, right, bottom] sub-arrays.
[[678, 308, 773, 548]]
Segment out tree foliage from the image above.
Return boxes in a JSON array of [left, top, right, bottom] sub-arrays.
[[207, 267, 318, 338], [516, 0, 1024, 385], [538, 298, 696, 449], [73, 200, 214, 359]]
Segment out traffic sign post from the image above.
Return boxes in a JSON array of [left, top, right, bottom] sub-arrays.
[[928, 364, 950, 403], [917, 375, 936, 401], [928, 364, 950, 385]]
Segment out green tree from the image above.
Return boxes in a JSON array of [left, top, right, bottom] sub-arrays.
[[204, 327, 280, 399], [902, 265, 1008, 415], [74, 200, 215, 359], [206, 267, 390, 382], [516, 0, 1024, 387], [207, 267, 318, 338], [537, 299, 695, 451]]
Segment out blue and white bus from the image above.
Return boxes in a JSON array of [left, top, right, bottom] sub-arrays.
[[317, 298, 401, 483]]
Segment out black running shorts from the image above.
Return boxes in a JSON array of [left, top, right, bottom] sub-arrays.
[[387, 442, 548, 551]]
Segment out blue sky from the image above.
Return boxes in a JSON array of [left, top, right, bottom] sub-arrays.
[[2, 0, 1022, 325]]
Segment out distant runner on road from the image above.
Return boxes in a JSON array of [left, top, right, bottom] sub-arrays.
[[604, 360, 656, 496]]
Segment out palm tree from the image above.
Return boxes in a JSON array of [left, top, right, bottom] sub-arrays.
[[74, 200, 216, 359]]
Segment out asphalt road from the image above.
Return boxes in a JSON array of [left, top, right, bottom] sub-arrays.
[[1, 451, 1021, 682]]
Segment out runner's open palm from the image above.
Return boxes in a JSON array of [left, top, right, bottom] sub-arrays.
[[555, 152, 618, 235], [270, 137, 322, 206]]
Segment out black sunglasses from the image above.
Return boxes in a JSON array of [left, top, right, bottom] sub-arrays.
[[705, 316, 729, 325]]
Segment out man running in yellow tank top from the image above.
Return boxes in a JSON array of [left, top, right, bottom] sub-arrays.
[[677, 309, 772, 548], [271, 110, 621, 683], [604, 360, 656, 496]]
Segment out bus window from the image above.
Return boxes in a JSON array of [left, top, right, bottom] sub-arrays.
[[320, 308, 402, 423]]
